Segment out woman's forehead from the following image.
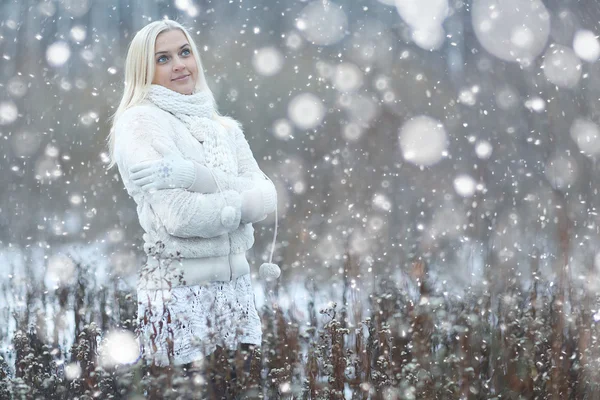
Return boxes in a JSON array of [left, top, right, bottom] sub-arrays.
[[155, 30, 189, 52]]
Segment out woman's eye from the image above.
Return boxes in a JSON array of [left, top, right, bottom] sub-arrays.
[[182, 49, 191, 56], [157, 55, 168, 63]]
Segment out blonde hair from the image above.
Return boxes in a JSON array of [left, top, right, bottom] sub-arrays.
[[106, 19, 240, 170]]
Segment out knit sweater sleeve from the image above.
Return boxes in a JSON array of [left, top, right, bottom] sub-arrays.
[[114, 106, 242, 239], [233, 125, 277, 222], [186, 124, 276, 224]]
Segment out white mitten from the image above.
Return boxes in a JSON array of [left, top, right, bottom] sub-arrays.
[[240, 186, 264, 223], [129, 141, 196, 192]]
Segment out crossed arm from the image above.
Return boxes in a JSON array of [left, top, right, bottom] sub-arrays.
[[127, 122, 277, 224], [115, 107, 244, 238]]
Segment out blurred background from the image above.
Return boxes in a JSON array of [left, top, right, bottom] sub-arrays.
[[3, 0, 600, 375]]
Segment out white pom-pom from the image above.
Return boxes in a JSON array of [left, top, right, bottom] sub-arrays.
[[220, 206, 237, 227], [259, 262, 281, 281]]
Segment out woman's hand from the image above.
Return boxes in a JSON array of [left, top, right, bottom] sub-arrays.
[[241, 186, 263, 223], [129, 141, 196, 191]]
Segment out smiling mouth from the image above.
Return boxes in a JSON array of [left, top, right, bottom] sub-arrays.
[[172, 75, 190, 81]]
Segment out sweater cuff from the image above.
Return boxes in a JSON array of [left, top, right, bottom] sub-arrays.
[[188, 163, 218, 193], [180, 160, 197, 190]]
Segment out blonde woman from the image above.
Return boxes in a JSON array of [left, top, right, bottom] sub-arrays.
[[106, 19, 280, 397]]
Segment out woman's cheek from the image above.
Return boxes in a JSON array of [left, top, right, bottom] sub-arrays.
[[156, 65, 167, 83]]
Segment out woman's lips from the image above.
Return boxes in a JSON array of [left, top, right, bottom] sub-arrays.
[[172, 75, 190, 81]]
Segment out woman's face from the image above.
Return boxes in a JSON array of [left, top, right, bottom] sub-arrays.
[[151, 29, 198, 95]]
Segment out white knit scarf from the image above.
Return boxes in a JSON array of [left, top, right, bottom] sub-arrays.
[[146, 84, 236, 175]]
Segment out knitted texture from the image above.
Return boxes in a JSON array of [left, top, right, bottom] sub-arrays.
[[114, 86, 279, 284], [136, 273, 262, 367], [146, 84, 277, 225], [113, 104, 253, 263], [147, 84, 237, 176]]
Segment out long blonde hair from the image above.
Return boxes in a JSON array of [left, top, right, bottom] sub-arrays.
[[106, 19, 240, 170]]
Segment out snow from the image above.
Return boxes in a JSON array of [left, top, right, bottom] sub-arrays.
[[453, 174, 477, 198], [542, 44, 582, 89], [570, 118, 600, 156], [69, 26, 87, 43], [287, 92, 325, 130], [472, 0, 550, 65], [4, 0, 600, 394], [252, 47, 284, 77], [98, 329, 140, 367], [0, 101, 18, 125], [332, 63, 363, 93], [399, 116, 448, 167], [396, 0, 449, 51], [544, 154, 579, 191], [573, 30, 600, 63], [46, 41, 71, 68], [297, 1, 348, 46]]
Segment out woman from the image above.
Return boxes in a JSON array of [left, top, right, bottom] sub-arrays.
[[106, 19, 280, 397]]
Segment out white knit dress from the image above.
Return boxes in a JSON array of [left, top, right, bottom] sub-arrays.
[[136, 273, 262, 366]]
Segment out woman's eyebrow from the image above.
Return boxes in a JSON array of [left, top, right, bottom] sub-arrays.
[[155, 43, 190, 56]]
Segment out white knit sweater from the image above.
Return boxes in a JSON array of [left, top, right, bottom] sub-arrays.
[[113, 90, 277, 290]]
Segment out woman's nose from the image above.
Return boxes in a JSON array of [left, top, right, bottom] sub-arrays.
[[173, 57, 185, 71]]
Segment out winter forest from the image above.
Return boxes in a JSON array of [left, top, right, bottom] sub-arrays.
[[3, 0, 600, 398]]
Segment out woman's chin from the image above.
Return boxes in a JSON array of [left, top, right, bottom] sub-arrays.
[[169, 81, 195, 95]]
